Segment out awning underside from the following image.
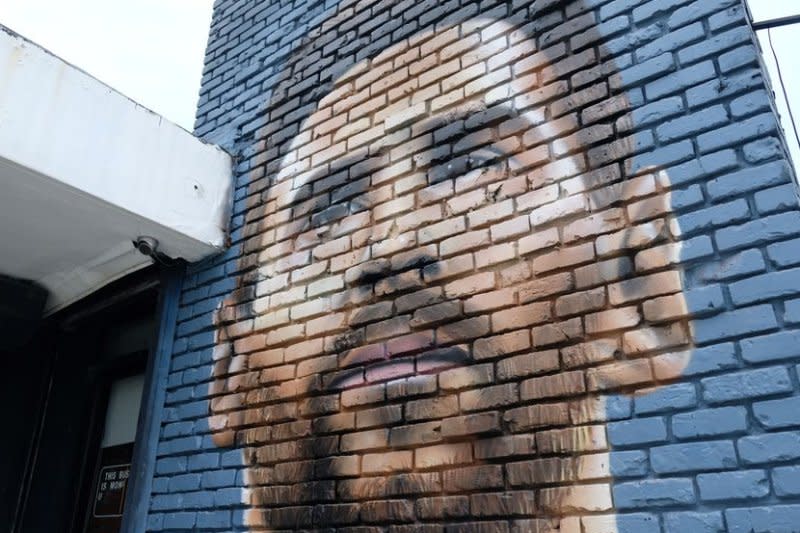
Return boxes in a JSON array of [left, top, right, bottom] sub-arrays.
[[0, 25, 233, 314]]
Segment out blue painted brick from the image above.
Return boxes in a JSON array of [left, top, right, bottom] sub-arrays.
[[600, 0, 648, 21], [670, 235, 715, 267], [610, 450, 650, 478], [182, 490, 216, 509], [709, 2, 744, 28], [146, 512, 164, 531], [716, 212, 800, 252], [221, 449, 244, 468], [767, 237, 800, 268], [613, 52, 675, 90], [161, 406, 178, 424], [186, 330, 216, 352], [672, 406, 748, 439], [664, 511, 725, 533], [197, 510, 232, 528], [698, 112, 778, 153], [730, 267, 800, 306], [631, 139, 695, 172], [614, 513, 660, 532], [754, 396, 800, 430], [697, 470, 769, 501], [614, 478, 696, 509], [773, 465, 800, 496], [196, 263, 227, 285], [202, 468, 238, 488], [731, 90, 772, 119], [646, 60, 715, 100], [738, 431, 800, 465], [163, 421, 195, 439], [707, 161, 790, 201], [693, 249, 766, 282], [172, 349, 207, 372], [633, 0, 692, 23], [155, 457, 187, 475], [703, 367, 792, 404], [166, 372, 182, 389], [668, 149, 737, 186], [744, 137, 784, 164], [160, 436, 204, 455], [727, 504, 800, 533], [692, 305, 777, 345], [182, 367, 207, 386], [152, 476, 170, 494], [687, 70, 764, 109], [754, 184, 799, 215], [580, 17, 631, 53], [656, 105, 729, 143], [169, 473, 202, 493], [678, 26, 750, 64], [214, 487, 244, 507], [176, 305, 194, 323], [171, 337, 188, 355], [606, 394, 634, 420], [592, 19, 634, 51], [193, 383, 209, 399], [684, 283, 726, 317], [176, 400, 209, 420], [741, 330, 800, 364], [209, 277, 237, 297], [193, 297, 220, 316], [720, 44, 758, 73], [650, 440, 737, 474], [181, 285, 210, 305], [165, 386, 193, 406], [784, 298, 800, 324], [636, 21, 704, 62], [201, 435, 218, 450], [151, 493, 182, 511], [631, 96, 684, 127], [668, 0, 739, 29], [671, 184, 704, 211], [681, 342, 739, 376], [635, 383, 697, 415], [189, 452, 220, 471], [608, 416, 668, 446], [674, 199, 750, 237], [163, 512, 196, 529]]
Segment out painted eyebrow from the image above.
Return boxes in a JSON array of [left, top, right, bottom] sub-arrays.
[[416, 103, 518, 140], [294, 103, 520, 221]]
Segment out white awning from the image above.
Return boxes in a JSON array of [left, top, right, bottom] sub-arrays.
[[0, 26, 233, 313]]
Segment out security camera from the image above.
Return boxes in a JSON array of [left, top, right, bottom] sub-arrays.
[[133, 236, 159, 258]]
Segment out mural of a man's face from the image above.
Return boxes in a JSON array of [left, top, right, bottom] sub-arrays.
[[211, 14, 692, 531]]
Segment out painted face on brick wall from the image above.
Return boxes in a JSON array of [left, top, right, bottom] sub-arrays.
[[211, 13, 694, 531]]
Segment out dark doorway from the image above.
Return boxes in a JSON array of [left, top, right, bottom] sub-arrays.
[[1, 268, 160, 533]]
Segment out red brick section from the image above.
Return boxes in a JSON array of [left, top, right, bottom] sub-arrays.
[[209, 2, 694, 531]]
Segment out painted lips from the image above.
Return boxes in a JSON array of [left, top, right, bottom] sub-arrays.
[[327, 335, 471, 391]]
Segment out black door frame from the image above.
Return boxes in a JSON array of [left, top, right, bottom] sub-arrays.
[[9, 262, 184, 533]]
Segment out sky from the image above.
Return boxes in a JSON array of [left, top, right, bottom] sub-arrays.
[[0, 0, 797, 167], [0, 0, 215, 131], [748, 0, 800, 170]]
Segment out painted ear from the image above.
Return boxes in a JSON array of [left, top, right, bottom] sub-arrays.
[[586, 332, 692, 395], [209, 297, 244, 448], [586, 164, 693, 394]]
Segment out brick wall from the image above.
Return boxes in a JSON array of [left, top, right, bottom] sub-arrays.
[[148, 0, 800, 531]]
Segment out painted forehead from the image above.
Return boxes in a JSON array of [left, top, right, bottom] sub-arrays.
[[267, 17, 586, 206]]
